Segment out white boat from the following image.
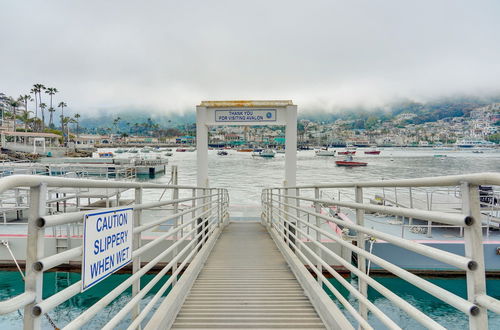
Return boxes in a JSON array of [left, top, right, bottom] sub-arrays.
[[252, 149, 275, 158], [315, 148, 336, 156], [454, 138, 496, 148]]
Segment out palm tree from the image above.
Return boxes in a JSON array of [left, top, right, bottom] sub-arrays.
[[74, 113, 81, 138], [33, 84, 45, 128], [19, 110, 33, 132], [45, 87, 58, 127], [113, 116, 121, 133], [18, 94, 32, 116], [58, 101, 67, 143], [8, 97, 21, 131], [39, 103, 47, 130], [48, 107, 56, 128]]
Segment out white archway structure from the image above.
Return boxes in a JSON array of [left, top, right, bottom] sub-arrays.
[[196, 100, 297, 188]]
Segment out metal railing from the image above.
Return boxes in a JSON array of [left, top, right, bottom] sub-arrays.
[[0, 175, 229, 329], [262, 172, 500, 329]]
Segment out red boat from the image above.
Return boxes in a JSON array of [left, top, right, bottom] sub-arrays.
[[176, 148, 187, 152], [364, 150, 381, 155], [338, 151, 356, 155], [336, 155, 367, 166], [335, 160, 367, 166]]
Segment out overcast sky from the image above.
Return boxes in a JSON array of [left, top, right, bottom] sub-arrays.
[[1, 0, 499, 114]]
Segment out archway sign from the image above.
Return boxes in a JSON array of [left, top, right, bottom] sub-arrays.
[[196, 100, 297, 188]]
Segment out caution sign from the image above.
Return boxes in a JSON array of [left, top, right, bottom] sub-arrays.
[[81, 208, 133, 291]]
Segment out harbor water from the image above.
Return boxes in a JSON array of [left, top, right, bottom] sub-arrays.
[[1, 147, 499, 328]]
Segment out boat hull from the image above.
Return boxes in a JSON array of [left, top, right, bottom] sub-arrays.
[[335, 161, 367, 166]]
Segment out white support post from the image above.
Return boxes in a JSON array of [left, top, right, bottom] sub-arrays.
[[284, 105, 297, 188], [355, 186, 368, 323], [461, 183, 487, 329], [132, 188, 143, 323], [196, 106, 209, 189], [24, 183, 47, 330]]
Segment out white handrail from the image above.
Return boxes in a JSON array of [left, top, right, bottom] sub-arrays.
[[0, 175, 230, 330], [262, 172, 499, 329]]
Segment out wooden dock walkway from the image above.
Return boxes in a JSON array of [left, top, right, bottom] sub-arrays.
[[171, 222, 326, 329]]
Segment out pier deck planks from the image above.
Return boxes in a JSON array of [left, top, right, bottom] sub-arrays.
[[171, 222, 326, 329]]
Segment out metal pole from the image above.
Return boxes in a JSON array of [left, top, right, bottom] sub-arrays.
[[355, 186, 368, 322], [24, 183, 47, 330], [295, 188, 301, 253], [409, 187, 413, 226], [314, 187, 322, 285], [461, 182, 487, 329], [132, 188, 143, 323], [172, 183, 179, 286], [191, 188, 196, 239]]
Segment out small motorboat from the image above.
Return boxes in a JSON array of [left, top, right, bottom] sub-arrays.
[[98, 152, 114, 158], [252, 149, 276, 158], [315, 148, 336, 156], [335, 155, 367, 167], [237, 148, 253, 152], [176, 148, 187, 152], [338, 151, 356, 155], [217, 150, 228, 156], [364, 148, 381, 155]]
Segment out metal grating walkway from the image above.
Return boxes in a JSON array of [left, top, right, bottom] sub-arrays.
[[171, 222, 326, 329]]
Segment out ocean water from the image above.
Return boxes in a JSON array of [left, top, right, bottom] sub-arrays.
[[326, 276, 500, 329], [1, 147, 499, 328], [0, 271, 172, 329]]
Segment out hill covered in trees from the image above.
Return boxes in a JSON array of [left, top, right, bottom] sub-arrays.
[[77, 95, 500, 134]]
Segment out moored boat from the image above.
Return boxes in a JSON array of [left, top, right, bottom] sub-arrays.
[[98, 152, 114, 158], [335, 155, 367, 166], [252, 149, 276, 158], [217, 150, 228, 156], [315, 148, 336, 156], [364, 147, 381, 155], [338, 151, 356, 156]]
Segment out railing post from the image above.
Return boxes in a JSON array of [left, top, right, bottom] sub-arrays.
[[408, 187, 413, 226], [461, 182, 487, 329], [296, 188, 301, 253], [203, 188, 209, 240], [268, 189, 273, 228], [191, 188, 196, 239], [218, 189, 221, 227], [355, 186, 368, 323], [24, 183, 47, 330], [132, 187, 143, 324], [172, 183, 179, 286], [314, 187, 322, 285]]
